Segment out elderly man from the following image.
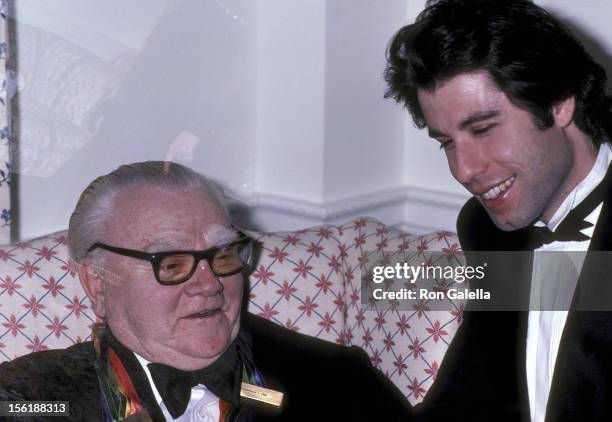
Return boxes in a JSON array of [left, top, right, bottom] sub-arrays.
[[0, 162, 411, 421], [385, 0, 612, 421]]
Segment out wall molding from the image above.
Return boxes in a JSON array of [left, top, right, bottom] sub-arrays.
[[404, 186, 468, 210], [233, 186, 469, 233], [243, 186, 408, 219]]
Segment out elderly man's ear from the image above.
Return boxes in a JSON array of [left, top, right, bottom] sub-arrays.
[[78, 258, 107, 319]]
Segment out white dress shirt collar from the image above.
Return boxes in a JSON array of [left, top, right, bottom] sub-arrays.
[[541, 143, 612, 232]]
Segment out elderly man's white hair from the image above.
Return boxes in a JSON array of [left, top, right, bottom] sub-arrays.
[[68, 161, 229, 262]]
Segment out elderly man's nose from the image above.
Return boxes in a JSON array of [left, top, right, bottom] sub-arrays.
[[184, 261, 223, 296]]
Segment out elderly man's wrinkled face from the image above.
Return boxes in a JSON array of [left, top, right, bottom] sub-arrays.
[[89, 185, 243, 370]]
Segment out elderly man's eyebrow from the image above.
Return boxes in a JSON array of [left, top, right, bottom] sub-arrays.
[[458, 110, 500, 130], [204, 225, 240, 247], [139, 226, 239, 252], [143, 239, 188, 252]]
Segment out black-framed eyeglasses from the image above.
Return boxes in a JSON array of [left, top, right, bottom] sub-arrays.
[[86, 228, 253, 285]]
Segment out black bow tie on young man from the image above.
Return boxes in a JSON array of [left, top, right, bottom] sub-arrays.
[[526, 173, 608, 250], [147, 343, 242, 419]]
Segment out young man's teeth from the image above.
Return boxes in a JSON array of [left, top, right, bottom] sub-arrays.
[[482, 176, 515, 200]]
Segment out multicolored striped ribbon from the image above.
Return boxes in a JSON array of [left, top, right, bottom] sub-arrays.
[[93, 324, 146, 421]]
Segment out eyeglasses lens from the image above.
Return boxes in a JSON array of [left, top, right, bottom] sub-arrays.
[[158, 254, 194, 282], [157, 241, 251, 283]]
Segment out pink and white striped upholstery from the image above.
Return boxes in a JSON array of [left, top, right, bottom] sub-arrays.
[[0, 218, 464, 404]]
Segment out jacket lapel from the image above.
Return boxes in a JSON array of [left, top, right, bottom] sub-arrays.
[[457, 198, 533, 419], [545, 164, 612, 421]]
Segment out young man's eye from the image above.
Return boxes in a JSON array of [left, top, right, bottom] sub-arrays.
[[472, 124, 496, 136], [438, 139, 453, 150]]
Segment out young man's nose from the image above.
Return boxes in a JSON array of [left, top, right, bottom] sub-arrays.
[[451, 141, 487, 187]]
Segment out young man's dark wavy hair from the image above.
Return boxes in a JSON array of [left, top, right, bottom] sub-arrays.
[[384, 0, 612, 146]]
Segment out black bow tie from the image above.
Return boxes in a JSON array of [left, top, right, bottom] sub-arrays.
[[147, 343, 242, 419], [527, 221, 592, 249], [526, 172, 608, 250]]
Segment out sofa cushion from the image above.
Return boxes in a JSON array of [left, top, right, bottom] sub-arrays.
[[339, 218, 465, 403], [0, 233, 89, 359], [246, 225, 347, 343]]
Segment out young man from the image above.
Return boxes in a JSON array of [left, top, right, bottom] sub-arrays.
[[385, 0, 612, 420]]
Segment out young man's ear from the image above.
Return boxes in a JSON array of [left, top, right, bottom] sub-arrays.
[[78, 258, 107, 319], [552, 96, 576, 128]]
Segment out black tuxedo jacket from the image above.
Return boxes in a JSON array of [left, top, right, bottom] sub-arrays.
[[415, 165, 612, 421], [0, 314, 411, 421]]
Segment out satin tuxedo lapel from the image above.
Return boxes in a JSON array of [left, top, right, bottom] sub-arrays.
[[447, 197, 533, 421]]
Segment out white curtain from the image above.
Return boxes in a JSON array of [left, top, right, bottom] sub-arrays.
[[0, 0, 11, 243]]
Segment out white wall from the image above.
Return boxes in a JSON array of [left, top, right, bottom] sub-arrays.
[[12, 0, 417, 239], [255, 0, 326, 204], [10, 0, 612, 240], [253, 0, 410, 230], [13, 0, 258, 239]]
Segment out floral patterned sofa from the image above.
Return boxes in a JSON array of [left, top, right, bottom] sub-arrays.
[[0, 217, 464, 405]]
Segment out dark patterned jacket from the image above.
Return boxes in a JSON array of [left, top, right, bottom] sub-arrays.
[[0, 314, 412, 421]]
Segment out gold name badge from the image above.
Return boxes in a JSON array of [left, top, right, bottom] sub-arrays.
[[240, 383, 284, 407]]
